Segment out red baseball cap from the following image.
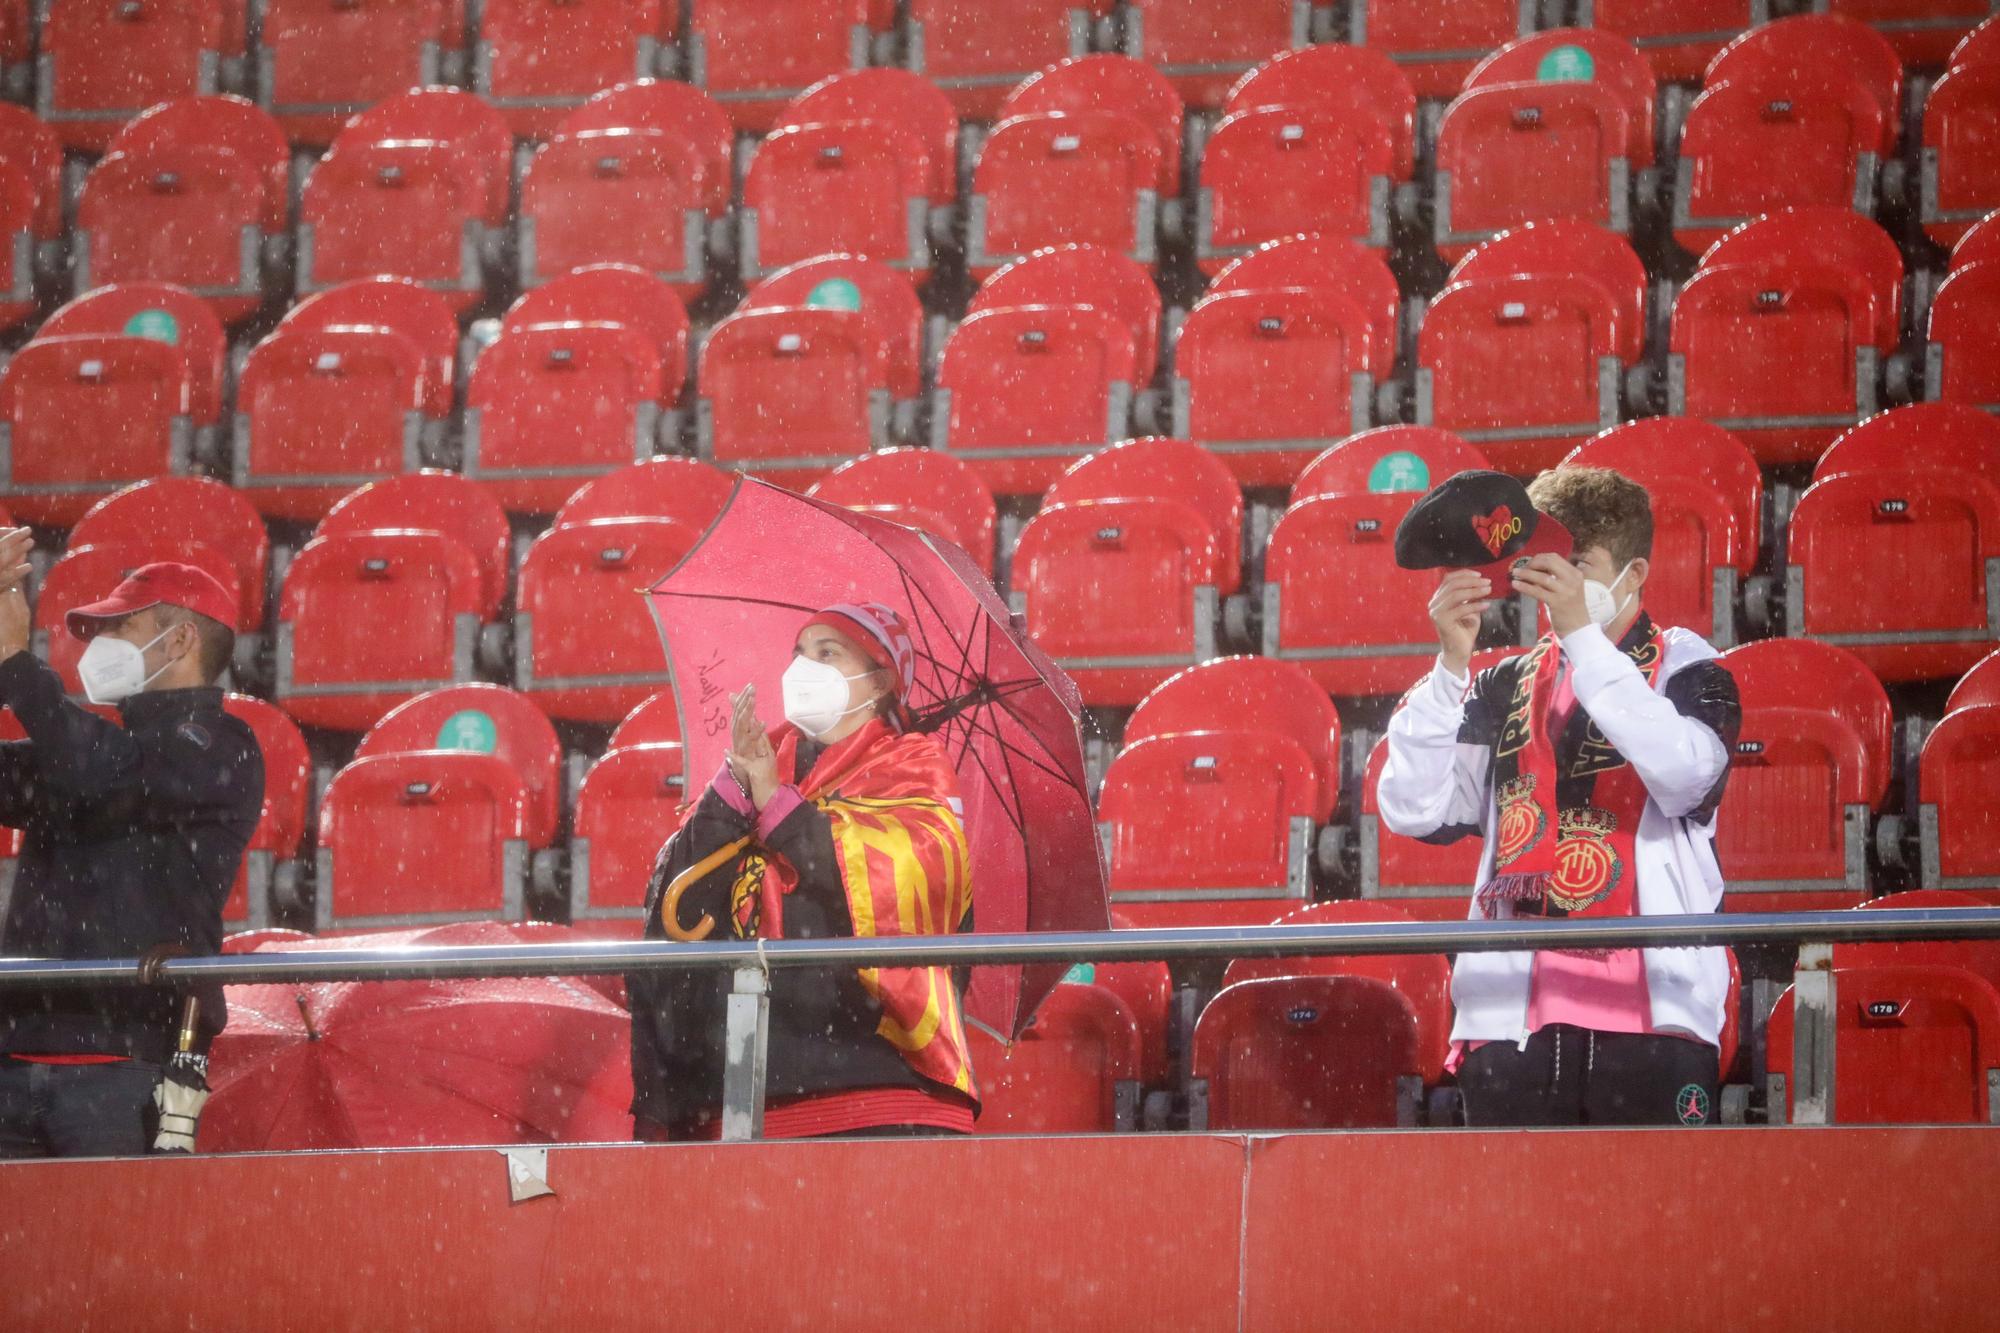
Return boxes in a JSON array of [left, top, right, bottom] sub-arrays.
[[66, 562, 238, 641]]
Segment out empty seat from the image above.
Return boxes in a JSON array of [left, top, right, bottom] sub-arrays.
[[518, 85, 732, 297], [32, 541, 242, 695], [606, 686, 683, 747], [899, 0, 1096, 120], [685, 0, 869, 132], [75, 97, 288, 323], [1843, 889, 2000, 975], [1816, 0, 1991, 68], [1951, 209, 2000, 271], [355, 684, 563, 849], [0, 106, 61, 334], [316, 750, 531, 928], [1224, 43, 1416, 182], [476, 0, 663, 138], [222, 694, 312, 928], [1668, 209, 1903, 466], [1715, 638, 1892, 910], [969, 243, 1162, 385], [39, 0, 228, 152], [1708, 13, 1904, 137], [1767, 964, 2000, 1123], [1358, 732, 1480, 919], [737, 119, 935, 284], [570, 740, 686, 919], [1097, 729, 1320, 927], [317, 470, 513, 617], [39, 282, 228, 433], [1919, 704, 2000, 893], [1010, 438, 1240, 706], [552, 455, 737, 531], [274, 528, 488, 732], [1573, 0, 1767, 81], [70, 476, 269, 633], [281, 277, 460, 418], [788, 68, 959, 204], [1071, 931, 1174, 1086], [1920, 63, 2000, 250], [1120, 0, 1310, 108], [0, 334, 197, 526], [1954, 14, 2000, 70], [1925, 261, 2000, 414], [807, 448, 998, 575], [1341, 0, 1536, 98], [1190, 974, 1424, 1129], [1948, 646, 2000, 713], [966, 56, 1180, 277], [1291, 425, 1493, 505], [696, 305, 891, 486], [257, 0, 454, 145], [1124, 654, 1341, 822], [746, 254, 927, 400], [501, 262, 693, 378], [966, 981, 1142, 1133]]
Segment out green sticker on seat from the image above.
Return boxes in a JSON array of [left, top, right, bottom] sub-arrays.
[[805, 278, 863, 312], [436, 710, 498, 754], [1061, 962, 1096, 985], [1537, 45, 1595, 82], [122, 309, 180, 345], [1367, 450, 1431, 493]]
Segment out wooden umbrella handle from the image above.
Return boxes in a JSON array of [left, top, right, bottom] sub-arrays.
[[660, 836, 752, 941]]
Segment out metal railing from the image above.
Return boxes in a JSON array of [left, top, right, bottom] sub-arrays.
[[3, 908, 1997, 1139]]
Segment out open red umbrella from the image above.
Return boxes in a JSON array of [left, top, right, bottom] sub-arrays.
[[646, 476, 1108, 1039], [199, 922, 634, 1152]]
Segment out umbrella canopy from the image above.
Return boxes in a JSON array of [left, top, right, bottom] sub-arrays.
[[646, 477, 1108, 1040], [200, 922, 634, 1152]]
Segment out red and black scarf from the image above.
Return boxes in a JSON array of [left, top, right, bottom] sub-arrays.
[[1477, 616, 1666, 929]]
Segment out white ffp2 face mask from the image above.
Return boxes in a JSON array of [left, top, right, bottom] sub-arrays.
[[781, 656, 876, 738], [1581, 560, 1639, 629], [77, 626, 177, 705]]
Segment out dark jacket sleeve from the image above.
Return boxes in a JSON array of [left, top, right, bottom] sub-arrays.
[[0, 740, 36, 827]]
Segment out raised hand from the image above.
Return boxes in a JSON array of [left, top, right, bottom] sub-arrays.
[[1510, 553, 1591, 637], [726, 685, 780, 808], [1428, 569, 1491, 676]]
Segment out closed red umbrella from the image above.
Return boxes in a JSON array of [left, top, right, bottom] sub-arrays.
[[199, 922, 633, 1152], [646, 477, 1108, 1040]]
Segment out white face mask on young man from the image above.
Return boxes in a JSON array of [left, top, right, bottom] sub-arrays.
[[780, 656, 879, 738], [1581, 560, 1639, 630], [77, 626, 178, 706]]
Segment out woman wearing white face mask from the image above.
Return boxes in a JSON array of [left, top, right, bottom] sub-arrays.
[[1378, 467, 1743, 1128], [628, 602, 980, 1141]]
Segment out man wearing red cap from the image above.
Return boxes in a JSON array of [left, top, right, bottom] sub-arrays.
[[0, 532, 263, 1158], [628, 601, 980, 1139]]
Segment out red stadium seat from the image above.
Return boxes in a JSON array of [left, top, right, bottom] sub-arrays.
[[222, 694, 310, 928], [1292, 425, 1493, 505], [501, 263, 692, 381], [1919, 704, 2000, 893], [737, 119, 936, 283], [607, 687, 683, 747], [1814, 402, 2000, 482], [1098, 730, 1319, 927], [1261, 491, 1442, 696], [807, 448, 998, 575], [475, 0, 663, 138], [1706, 14, 1903, 137], [38, 281, 227, 452], [1842, 889, 2000, 979], [70, 476, 269, 632], [1955, 14, 2000, 69], [1359, 734, 1480, 920], [1767, 964, 2000, 1123], [696, 305, 891, 486], [1220, 900, 1452, 1083], [685, 0, 868, 132], [1563, 417, 1761, 645], [280, 277, 459, 419], [1947, 647, 2000, 714], [1575, 0, 1763, 81], [1188, 104, 1396, 272], [274, 528, 487, 732], [1119, 0, 1311, 109], [1087, 924, 1175, 1086], [1190, 975, 1424, 1129], [967, 981, 1143, 1133], [316, 750, 531, 928], [552, 455, 736, 531], [1125, 656, 1341, 816], [39, 0, 227, 152], [899, 0, 1097, 121], [1011, 438, 1239, 706], [511, 518, 692, 722], [785, 67, 959, 203], [356, 684, 562, 848], [1467, 29, 1656, 165], [969, 243, 1162, 384], [1813, 0, 1986, 69], [463, 322, 669, 515], [1224, 44, 1416, 182], [1205, 233, 1401, 367], [1668, 210, 1902, 466], [318, 471, 512, 618], [746, 255, 925, 400], [32, 541, 241, 695], [1341, 0, 1536, 98], [1001, 54, 1183, 194], [1951, 209, 2000, 271], [1920, 64, 2000, 250], [0, 106, 60, 334], [570, 741, 686, 919], [1925, 262, 2000, 414], [1715, 638, 1891, 911], [929, 304, 1136, 495], [257, 0, 453, 145], [0, 334, 196, 526]]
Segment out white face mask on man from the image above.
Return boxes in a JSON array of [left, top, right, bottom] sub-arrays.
[[780, 655, 878, 738], [1581, 559, 1639, 630], [77, 625, 177, 705]]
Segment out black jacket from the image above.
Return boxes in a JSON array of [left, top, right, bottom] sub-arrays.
[[0, 652, 263, 1063], [628, 740, 967, 1133]]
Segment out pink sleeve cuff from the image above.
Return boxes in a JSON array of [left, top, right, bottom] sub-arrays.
[[712, 760, 755, 817], [756, 786, 805, 840]]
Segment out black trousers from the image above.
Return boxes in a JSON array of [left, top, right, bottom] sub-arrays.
[[0, 1058, 160, 1158], [1457, 1025, 1720, 1127]]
